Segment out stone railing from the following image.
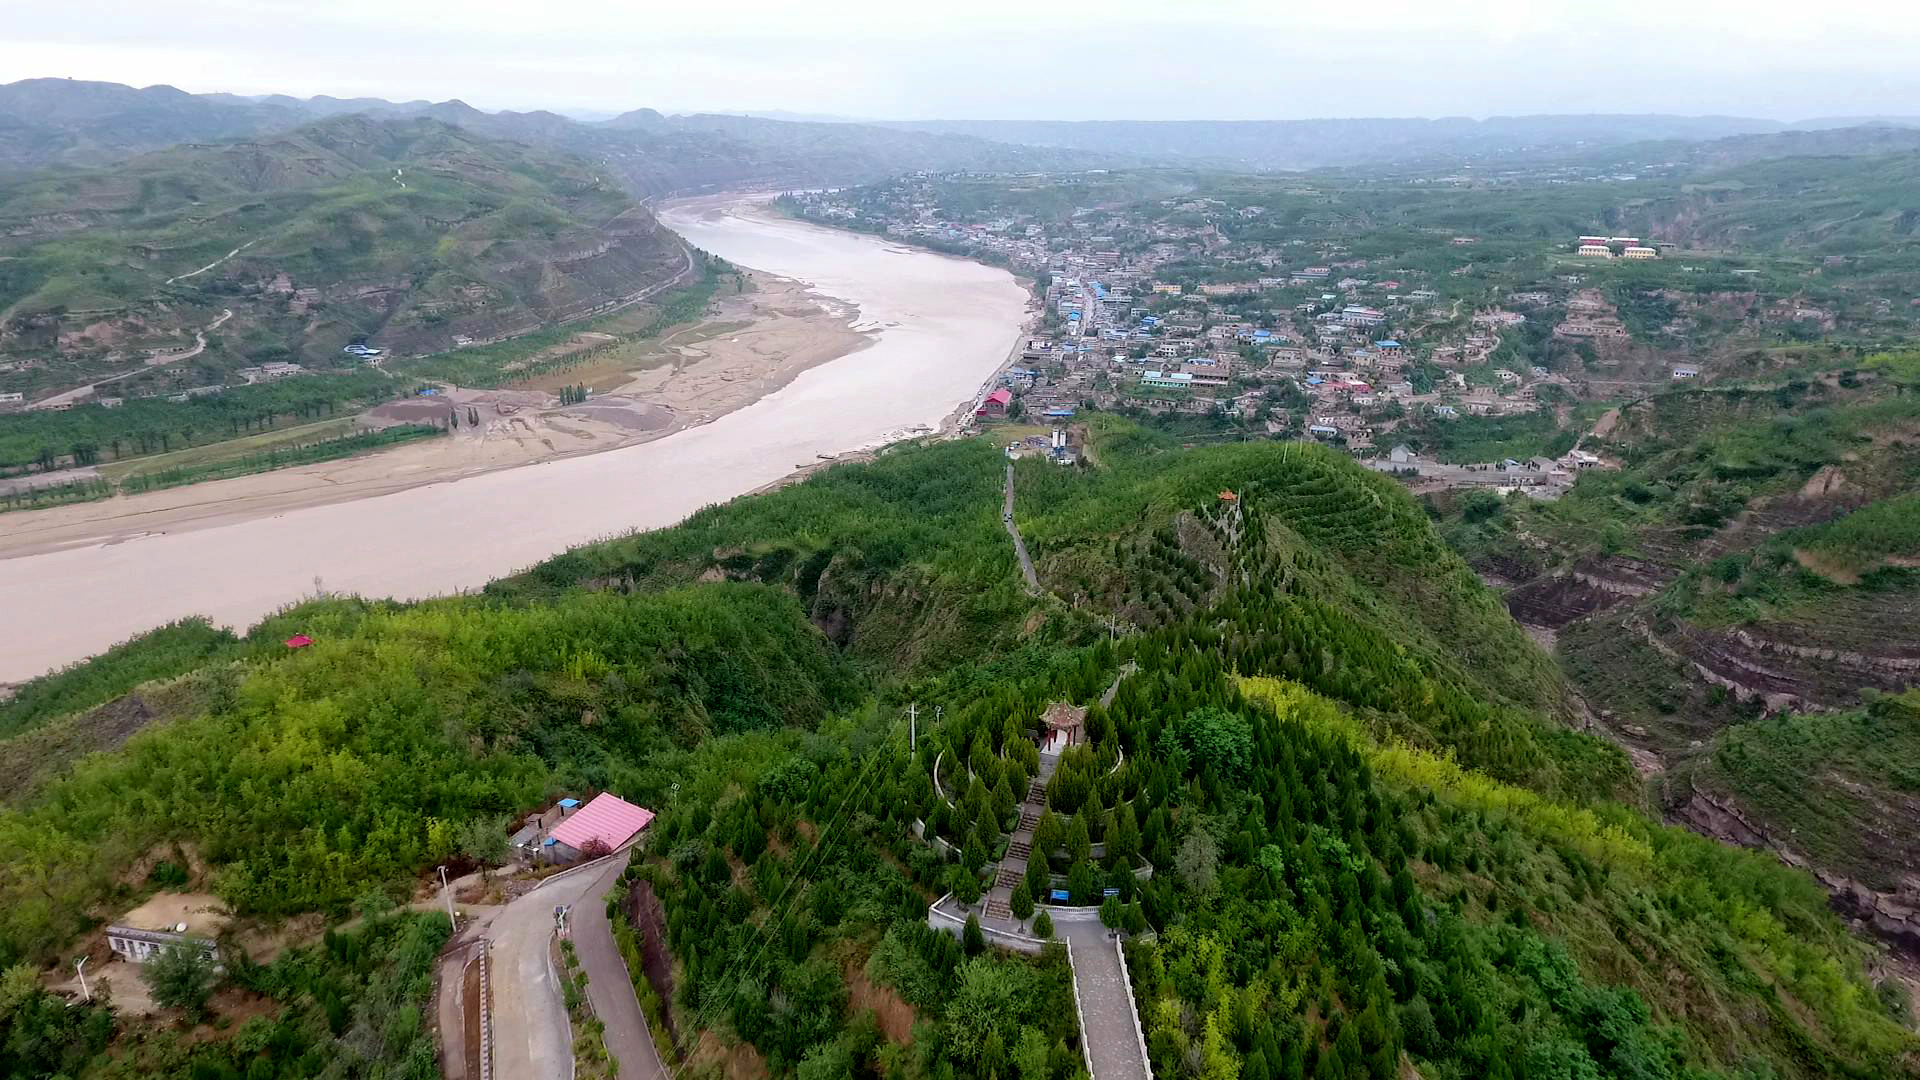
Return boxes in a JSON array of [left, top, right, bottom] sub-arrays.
[[925, 893, 1094, 1079], [1114, 936, 1153, 1079], [479, 941, 494, 1080], [910, 818, 959, 860], [926, 893, 1050, 953]]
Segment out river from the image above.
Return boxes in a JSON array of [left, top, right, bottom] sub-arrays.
[[0, 196, 1029, 682]]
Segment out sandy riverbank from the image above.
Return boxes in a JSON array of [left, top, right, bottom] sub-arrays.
[[0, 272, 869, 560], [0, 194, 1030, 682]]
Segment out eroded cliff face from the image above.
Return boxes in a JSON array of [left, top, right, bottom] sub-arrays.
[[1500, 555, 1676, 628], [1664, 617, 1920, 711], [1483, 550, 1920, 958], [1669, 783, 1920, 954]]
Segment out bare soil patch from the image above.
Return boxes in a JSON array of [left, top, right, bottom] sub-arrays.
[[846, 966, 918, 1044]]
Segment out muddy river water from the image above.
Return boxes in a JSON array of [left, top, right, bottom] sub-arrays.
[[0, 196, 1028, 681]]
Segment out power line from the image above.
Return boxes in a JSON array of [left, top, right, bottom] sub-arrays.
[[659, 719, 905, 1075]]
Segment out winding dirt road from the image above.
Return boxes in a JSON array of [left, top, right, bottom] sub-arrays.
[[28, 308, 232, 410]]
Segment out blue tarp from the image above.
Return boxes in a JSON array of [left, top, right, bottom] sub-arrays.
[[1050, 889, 1070, 902]]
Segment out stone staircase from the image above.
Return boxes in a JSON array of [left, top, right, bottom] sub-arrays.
[[967, 748, 1064, 928]]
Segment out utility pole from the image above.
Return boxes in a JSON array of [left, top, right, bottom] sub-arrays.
[[907, 702, 917, 751], [438, 865, 455, 924]]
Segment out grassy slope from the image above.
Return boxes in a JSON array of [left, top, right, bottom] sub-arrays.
[[0, 115, 634, 318], [1428, 369, 1920, 957], [1681, 692, 1920, 893], [0, 617, 242, 739]]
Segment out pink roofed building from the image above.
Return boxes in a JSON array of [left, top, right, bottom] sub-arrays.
[[977, 387, 1013, 417], [545, 793, 655, 862]]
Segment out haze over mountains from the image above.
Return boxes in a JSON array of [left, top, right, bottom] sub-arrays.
[[881, 113, 1920, 169], [0, 78, 1116, 193], [7, 78, 1920, 188]]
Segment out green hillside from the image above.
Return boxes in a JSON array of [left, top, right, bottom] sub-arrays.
[[0, 114, 684, 400], [1427, 363, 1920, 973], [0, 425, 1913, 1079], [1673, 691, 1920, 896], [0, 78, 1122, 192]]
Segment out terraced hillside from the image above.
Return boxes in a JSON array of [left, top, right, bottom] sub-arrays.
[[1666, 691, 1920, 950], [0, 114, 685, 401], [1431, 359, 1920, 949]]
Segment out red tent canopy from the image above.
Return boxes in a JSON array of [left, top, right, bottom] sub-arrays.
[[284, 634, 313, 648]]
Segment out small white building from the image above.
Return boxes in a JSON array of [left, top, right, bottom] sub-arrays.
[[106, 894, 229, 965]]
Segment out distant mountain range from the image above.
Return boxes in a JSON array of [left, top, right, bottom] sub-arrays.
[[0, 79, 1121, 195], [875, 114, 1920, 170], [10, 79, 1920, 191]]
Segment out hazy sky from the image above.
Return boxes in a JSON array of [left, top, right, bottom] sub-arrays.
[[5, 0, 1917, 121]]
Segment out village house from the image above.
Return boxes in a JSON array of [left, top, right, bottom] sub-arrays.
[[514, 792, 657, 864], [236, 361, 305, 383], [546, 792, 655, 862], [1473, 310, 1528, 328], [106, 894, 230, 965], [1313, 413, 1368, 431]]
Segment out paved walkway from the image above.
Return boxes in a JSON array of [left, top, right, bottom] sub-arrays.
[[435, 939, 483, 1080], [484, 850, 665, 1080], [1003, 462, 1040, 591], [486, 874, 578, 1080], [572, 860, 668, 1080], [1061, 922, 1152, 1080]]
